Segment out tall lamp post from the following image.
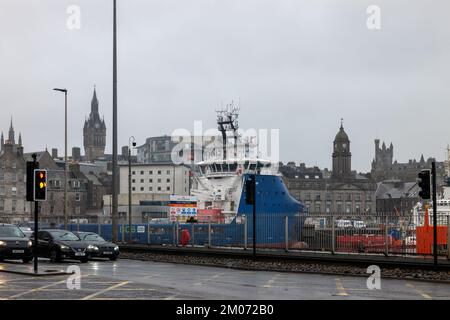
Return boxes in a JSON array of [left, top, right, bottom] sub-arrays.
[[128, 136, 136, 243], [53, 88, 68, 230], [112, 0, 119, 242]]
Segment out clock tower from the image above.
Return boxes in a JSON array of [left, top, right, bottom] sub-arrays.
[[83, 87, 106, 162], [332, 119, 351, 179]]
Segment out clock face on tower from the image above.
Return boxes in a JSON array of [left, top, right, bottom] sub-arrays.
[[342, 143, 347, 149]]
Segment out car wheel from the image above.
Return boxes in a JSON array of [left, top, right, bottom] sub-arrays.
[[22, 257, 32, 263], [50, 249, 61, 263], [109, 256, 117, 261]]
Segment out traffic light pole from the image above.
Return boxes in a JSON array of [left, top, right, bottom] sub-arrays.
[[32, 154, 38, 274], [432, 161, 437, 268], [252, 175, 256, 257]]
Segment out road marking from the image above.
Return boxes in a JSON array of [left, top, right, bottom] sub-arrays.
[[406, 283, 432, 300], [81, 281, 129, 300], [263, 274, 280, 288], [334, 278, 348, 297], [164, 295, 177, 300], [8, 278, 68, 299]]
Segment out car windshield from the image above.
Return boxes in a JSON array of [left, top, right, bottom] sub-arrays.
[[83, 234, 106, 242], [0, 226, 26, 238], [49, 231, 80, 241]]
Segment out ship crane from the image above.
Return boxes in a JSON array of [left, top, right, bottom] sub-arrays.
[[216, 102, 240, 161]]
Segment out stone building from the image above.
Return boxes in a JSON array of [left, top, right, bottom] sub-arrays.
[[283, 122, 377, 215], [371, 139, 445, 184], [0, 120, 29, 222], [83, 87, 106, 162], [375, 180, 420, 214]]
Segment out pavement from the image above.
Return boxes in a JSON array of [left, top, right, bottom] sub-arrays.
[[0, 258, 449, 300]]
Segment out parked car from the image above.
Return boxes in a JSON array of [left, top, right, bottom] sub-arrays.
[[73, 232, 119, 261], [34, 229, 97, 263], [19, 226, 33, 238], [352, 220, 367, 229], [0, 224, 33, 263], [336, 219, 353, 228]]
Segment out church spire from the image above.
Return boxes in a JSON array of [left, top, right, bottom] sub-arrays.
[[91, 85, 99, 115], [1, 131, 3, 150], [8, 117, 15, 145], [18, 132, 22, 146]]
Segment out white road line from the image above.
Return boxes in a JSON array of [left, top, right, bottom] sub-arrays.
[[406, 283, 432, 300], [334, 278, 348, 297], [8, 279, 68, 299], [81, 281, 129, 300]]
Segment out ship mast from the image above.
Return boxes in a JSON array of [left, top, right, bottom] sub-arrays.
[[216, 102, 240, 161]]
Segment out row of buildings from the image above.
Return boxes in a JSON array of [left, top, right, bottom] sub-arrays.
[[1, 88, 449, 223]]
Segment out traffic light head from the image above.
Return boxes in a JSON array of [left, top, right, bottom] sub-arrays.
[[245, 175, 256, 205], [34, 169, 47, 201], [417, 169, 431, 200]]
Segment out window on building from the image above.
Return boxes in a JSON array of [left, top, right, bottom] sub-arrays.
[[0, 199, 4, 211], [149, 187, 153, 191], [355, 193, 361, 201], [157, 186, 161, 191], [366, 193, 371, 201], [140, 179, 144, 183], [0, 172, 3, 181], [140, 171, 144, 175], [158, 170, 161, 175], [337, 193, 343, 201], [167, 178, 170, 183], [12, 200, 16, 212], [0, 186, 4, 195], [140, 187, 144, 191], [75, 193, 80, 201], [305, 193, 311, 200], [132, 179, 136, 183], [166, 170, 171, 175], [132, 187, 136, 191], [346, 193, 352, 201], [73, 180, 80, 189], [11, 187, 16, 195], [315, 204, 320, 213], [12, 174, 16, 182], [337, 203, 342, 213], [149, 170, 153, 175], [149, 179, 153, 183], [326, 203, 331, 213], [326, 193, 331, 201], [166, 186, 170, 191], [305, 175, 309, 179], [315, 193, 321, 201], [157, 178, 161, 183], [132, 171, 136, 175], [355, 204, 361, 213], [346, 204, 351, 213]]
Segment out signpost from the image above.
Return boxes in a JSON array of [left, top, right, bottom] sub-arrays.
[[169, 195, 198, 222]]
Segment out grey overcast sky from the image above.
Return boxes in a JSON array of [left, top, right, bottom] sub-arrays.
[[0, 0, 449, 172]]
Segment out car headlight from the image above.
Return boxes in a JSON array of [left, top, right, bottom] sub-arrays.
[[87, 245, 99, 251], [28, 241, 33, 247], [59, 245, 70, 250], [114, 246, 119, 251], [0, 241, 6, 246]]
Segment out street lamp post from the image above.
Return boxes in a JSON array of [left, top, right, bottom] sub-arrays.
[[128, 137, 136, 243], [53, 88, 68, 230]]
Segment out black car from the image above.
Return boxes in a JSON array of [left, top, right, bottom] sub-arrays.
[[73, 232, 119, 261], [35, 229, 98, 263], [0, 224, 33, 263]]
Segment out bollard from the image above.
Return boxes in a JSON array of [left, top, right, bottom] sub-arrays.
[[384, 215, 389, 257], [285, 216, 289, 252], [208, 217, 212, 248], [244, 215, 247, 250], [332, 215, 335, 254], [172, 222, 176, 246], [122, 223, 125, 244], [97, 221, 101, 236]]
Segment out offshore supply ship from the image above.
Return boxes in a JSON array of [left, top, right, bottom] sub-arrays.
[[190, 104, 307, 246]]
